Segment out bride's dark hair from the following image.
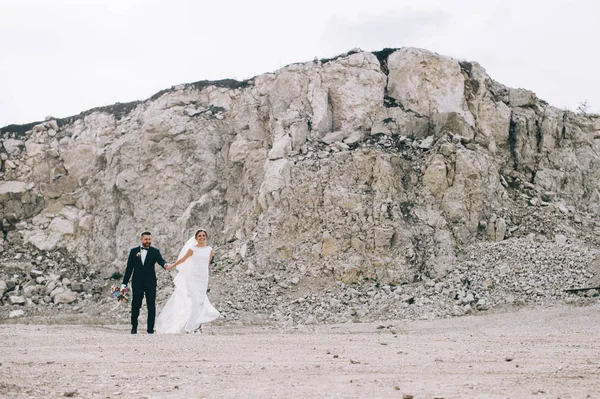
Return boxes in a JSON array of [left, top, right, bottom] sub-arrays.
[[195, 229, 208, 239]]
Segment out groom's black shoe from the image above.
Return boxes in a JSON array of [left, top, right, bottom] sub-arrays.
[[131, 326, 137, 334], [147, 330, 154, 334]]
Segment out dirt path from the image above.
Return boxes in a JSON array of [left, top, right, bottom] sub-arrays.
[[1, 304, 599, 398]]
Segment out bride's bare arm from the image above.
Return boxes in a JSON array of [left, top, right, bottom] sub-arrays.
[[170, 249, 193, 269]]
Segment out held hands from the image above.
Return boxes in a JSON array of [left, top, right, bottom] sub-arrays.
[[165, 263, 176, 271]]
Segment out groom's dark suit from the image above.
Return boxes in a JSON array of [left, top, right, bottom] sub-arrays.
[[122, 246, 167, 333]]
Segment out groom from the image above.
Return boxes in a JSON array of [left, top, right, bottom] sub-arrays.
[[121, 232, 170, 334]]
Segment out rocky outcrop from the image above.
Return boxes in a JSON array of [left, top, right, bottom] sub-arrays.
[[1, 47, 600, 322]]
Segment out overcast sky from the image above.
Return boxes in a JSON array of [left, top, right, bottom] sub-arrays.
[[1, 0, 599, 126]]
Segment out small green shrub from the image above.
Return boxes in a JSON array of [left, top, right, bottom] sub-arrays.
[[111, 272, 123, 280]]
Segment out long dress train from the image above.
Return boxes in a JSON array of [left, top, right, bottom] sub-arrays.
[[156, 243, 220, 334]]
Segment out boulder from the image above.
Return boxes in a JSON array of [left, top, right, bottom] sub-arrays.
[[53, 290, 78, 304], [50, 286, 65, 298], [8, 296, 26, 305], [387, 48, 474, 126], [423, 155, 448, 197], [0, 181, 29, 197], [321, 131, 350, 144], [495, 218, 507, 242], [2, 138, 25, 155], [30, 269, 44, 277], [5, 279, 17, 292], [508, 88, 537, 107], [9, 310, 25, 318]]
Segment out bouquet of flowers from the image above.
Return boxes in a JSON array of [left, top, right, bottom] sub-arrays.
[[110, 285, 129, 303]]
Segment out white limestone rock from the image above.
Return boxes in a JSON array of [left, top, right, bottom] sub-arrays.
[[387, 48, 474, 126], [0, 47, 598, 312], [9, 310, 25, 318], [54, 289, 78, 304]]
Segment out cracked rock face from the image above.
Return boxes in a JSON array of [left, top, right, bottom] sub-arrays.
[[1, 47, 600, 322]]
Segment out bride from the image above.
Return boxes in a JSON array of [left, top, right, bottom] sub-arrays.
[[155, 229, 221, 334]]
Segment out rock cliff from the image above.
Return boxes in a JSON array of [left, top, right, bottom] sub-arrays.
[[1, 47, 600, 323]]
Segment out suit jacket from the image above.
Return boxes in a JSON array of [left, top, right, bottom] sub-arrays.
[[122, 246, 167, 287]]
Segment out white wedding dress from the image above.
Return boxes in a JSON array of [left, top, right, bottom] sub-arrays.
[[156, 238, 221, 334]]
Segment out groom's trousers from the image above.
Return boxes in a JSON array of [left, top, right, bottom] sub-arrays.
[[131, 282, 157, 333]]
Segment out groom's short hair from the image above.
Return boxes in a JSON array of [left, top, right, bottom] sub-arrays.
[[141, 231, 151, 237]]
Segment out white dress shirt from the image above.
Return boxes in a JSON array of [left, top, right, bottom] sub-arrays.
[[140, 246, 149, 264]]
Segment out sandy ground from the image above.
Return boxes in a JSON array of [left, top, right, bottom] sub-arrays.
[[1, 305, 599, 399]]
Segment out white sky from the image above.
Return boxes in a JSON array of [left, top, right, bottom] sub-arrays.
[[1, 0, 599, 126]]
